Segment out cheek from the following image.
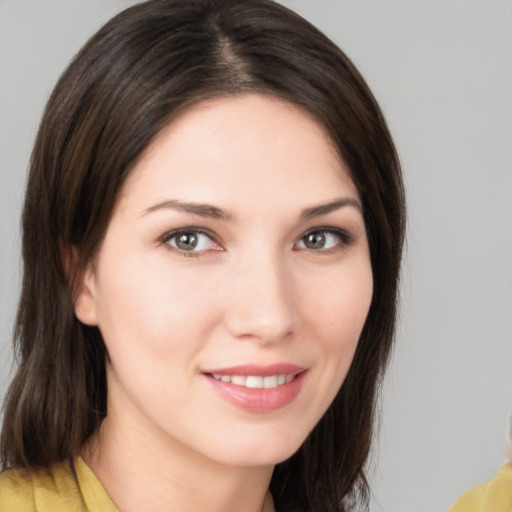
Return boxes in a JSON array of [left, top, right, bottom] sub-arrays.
[[300, 259, 373, 403], [303, 262, 373, 347], [93, 254, 222, 365], [92, 260, 217, 412]]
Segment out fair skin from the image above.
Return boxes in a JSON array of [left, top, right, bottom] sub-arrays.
[[76, 94, 373, 512]]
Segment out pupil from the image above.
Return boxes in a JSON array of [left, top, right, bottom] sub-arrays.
[[306, 232, 325, 249], [176, 233, 197, 250]]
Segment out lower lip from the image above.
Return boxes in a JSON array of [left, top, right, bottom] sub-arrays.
[[204, 372, 307, 413]]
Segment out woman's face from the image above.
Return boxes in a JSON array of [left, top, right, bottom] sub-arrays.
[[76, 94, 373, 467]]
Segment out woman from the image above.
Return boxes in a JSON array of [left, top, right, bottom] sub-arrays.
[[0, 1, 405, 511]]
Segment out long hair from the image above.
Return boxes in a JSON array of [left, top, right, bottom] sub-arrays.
[[1, 1, 405, 510]]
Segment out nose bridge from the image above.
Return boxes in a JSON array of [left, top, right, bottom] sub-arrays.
[[225, 246, 297, 343]]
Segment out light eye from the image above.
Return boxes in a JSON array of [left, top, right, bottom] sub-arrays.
[[165, 230, 217, 253], [297, 229, 346, 251]]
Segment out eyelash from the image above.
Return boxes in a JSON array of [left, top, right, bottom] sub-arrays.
[[158, 226, 353, 257], [296, 227, 353, 254]]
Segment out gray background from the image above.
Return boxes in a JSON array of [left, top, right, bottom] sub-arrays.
[[1, 1, 511, 510]]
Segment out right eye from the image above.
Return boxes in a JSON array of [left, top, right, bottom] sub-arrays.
[[162, 229, 220, 254]]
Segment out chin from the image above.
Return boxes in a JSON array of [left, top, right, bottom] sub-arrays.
[[204, 431, 307, 469]]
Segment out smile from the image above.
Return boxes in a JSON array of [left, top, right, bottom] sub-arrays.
[[210, 374, 295, 389], [203, 364, 308, 412]]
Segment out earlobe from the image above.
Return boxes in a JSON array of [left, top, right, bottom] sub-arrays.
[[74, 265, 99, 326]]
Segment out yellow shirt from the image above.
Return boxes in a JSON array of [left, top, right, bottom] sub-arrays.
[[449, 464, 512, 512], [0, 457, 119, 512]]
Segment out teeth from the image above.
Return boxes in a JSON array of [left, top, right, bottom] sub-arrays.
[[231, 375, 246, 386], [210, 373, 294, 389], [246, 376, 263, 388], [263, 375, 277, 388]]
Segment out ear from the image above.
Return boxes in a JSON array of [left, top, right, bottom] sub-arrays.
[[60, 242, 99, 326], [74, 264, 99, 326]]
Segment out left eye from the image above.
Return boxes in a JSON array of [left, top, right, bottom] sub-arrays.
[[165, 230, 217, 252], [296, 230, 345, 251]]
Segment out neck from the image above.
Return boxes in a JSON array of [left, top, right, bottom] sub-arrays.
[[82, 397, 275, 512]]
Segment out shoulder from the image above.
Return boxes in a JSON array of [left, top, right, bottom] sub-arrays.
[[0, 460, 84, 512], [0, 466, 36, 511], [449, 464, 512, 512]]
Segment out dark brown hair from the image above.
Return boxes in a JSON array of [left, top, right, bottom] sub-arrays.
[[1, 1, 405, 510]]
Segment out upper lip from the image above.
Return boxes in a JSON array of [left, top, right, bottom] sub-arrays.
[[201, 363, 307, 377]]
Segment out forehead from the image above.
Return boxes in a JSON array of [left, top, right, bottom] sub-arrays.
[[118, 94, 358, 213]]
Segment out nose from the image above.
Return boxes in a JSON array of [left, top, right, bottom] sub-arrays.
[[223, 253, 298, 345]]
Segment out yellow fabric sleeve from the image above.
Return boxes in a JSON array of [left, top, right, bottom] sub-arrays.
[[0, 458, 118, 512], [449, 464, 512, 512]]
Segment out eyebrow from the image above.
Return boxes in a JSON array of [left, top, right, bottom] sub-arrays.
[[300, 198, 362, 219], [142, 200, 231, 220], [142, 197, 362, 221]]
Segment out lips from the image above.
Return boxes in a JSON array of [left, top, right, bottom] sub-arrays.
[[202, 364, 307, 412]]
